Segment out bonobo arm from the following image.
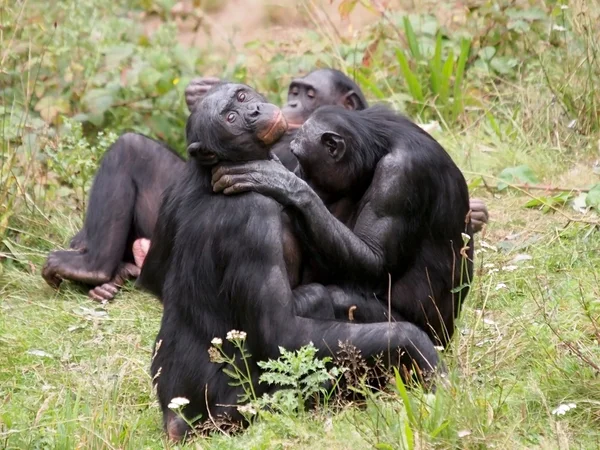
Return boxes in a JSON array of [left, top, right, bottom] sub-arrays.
[[212, 152, 418, 283]]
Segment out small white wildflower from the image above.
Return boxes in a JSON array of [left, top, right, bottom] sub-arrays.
[[211, 337, 223, 346], [168, 397, 190, 410], [502, 265, 519, 272], [237, 404, 257, 415], [560, 5, 568, 9], [461, 232, 471, 244], [552, 403, 576, 416], [488, 268, 500, 274], [552, 25, 566, 32], [495, 283, 507, 291], [568, 119, 577, 129], [226, 330, 247, 341], [480, 241, 498, 252], [483, 263, 496, 269]]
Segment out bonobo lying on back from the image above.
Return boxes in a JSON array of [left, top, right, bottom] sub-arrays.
[[137, 83, 439, 441]]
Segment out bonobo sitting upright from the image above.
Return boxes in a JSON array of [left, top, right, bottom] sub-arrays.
[[213, 105, 474, 347], [41, 69, 378, 302], [139, 83, 439, 441]]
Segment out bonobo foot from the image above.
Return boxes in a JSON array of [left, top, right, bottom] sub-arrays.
[[166, 411, 191, 442], [132, 238, 151, 268], [42, 250, 111, 289], [88, 262, 140, 302]]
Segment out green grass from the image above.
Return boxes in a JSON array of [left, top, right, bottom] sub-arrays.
[[2, 127, 599, 448], [2, 0, 600, 448]]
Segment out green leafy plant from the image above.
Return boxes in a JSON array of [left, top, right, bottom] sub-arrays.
[[258, 343, 342, 416]]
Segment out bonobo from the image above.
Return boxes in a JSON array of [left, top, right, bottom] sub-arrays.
[[41, 69, 377, 302], [212, 105, 475, 347], [139, 84, 439, 441]]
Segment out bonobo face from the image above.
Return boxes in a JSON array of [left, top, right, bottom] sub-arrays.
[[281, 69, 366, 130], [186, 83, 288, 165], [290, 111, 354, 195], [282, 70, 339, 129]]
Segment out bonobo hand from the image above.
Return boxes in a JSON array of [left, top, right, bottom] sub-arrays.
[[470, 198, 489, 233], [211, 160, 308, 206], [185, 76, 221, 112]]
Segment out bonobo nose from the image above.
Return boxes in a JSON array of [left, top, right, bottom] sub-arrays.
[[250, 104, 261, 117]]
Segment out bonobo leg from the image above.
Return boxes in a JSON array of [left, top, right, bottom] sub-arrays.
[[294, 284, 395, 323], [43, 133, 183, 293]]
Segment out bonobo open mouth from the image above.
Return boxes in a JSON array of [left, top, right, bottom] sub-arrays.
[[257, 109, 288, 145]]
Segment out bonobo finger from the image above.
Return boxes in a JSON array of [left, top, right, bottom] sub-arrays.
[[89, 286, 115, 302], [269, 152, 283, 165], [470, 198, 489, 219], [213, 174, 257, 193], [211, 162, 258, 185], [223, 183, 254, 195], [186, 76, 221, 90]]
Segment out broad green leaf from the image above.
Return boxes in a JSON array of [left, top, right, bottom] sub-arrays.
[[82, 88, 114, 117], [479, 46, 496, 61], [585, 184, 600, 211], [497, 165, 539, 190], [34, 96, 71, 123], [104, 44, 135, 69], [490, 56, 518, 75]]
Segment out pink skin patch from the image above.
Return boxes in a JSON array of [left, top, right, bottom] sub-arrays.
[[132, 238, 151, 268]]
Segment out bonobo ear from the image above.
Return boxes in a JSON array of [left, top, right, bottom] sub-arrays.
[[187, 142, 218, 165], [342, 90, 362, 110], [321, 132, 345, 161]]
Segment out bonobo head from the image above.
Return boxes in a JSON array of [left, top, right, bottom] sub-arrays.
[[290, 105, 389, 197], [186, 83, 288, 166], [282, 69, 368, 129]]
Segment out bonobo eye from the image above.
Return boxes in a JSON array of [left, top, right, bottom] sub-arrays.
[[237, 91, 246, 102], [291, 86, 299, 96], [307, 89, 315, 99], [226, 112, 236, 123]]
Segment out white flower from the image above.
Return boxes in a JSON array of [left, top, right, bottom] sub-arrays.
[[560, 5, 568, 9], [502, 265, 519, 272], [237, 404, 257, 415], [226, 330, 247, 341], [168, 397, 190, 410], [211, 337, 223, 346], [495, 283, 507, 291], [552, 403, 576, 416], [461, 232, 471, 244], [480, 241, 498, 252], [552, 25, 566, 32], [483, 263, 496, 269]]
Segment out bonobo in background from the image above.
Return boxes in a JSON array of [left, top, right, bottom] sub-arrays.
[[41, 69, 374, 301], [213, 104, 474, 347], [139, 83, 439, 441]]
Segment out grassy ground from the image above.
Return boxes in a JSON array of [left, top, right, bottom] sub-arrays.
[[2, 1, 600, 449]]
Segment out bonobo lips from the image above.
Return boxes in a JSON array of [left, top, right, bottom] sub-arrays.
[[286, 122, 302, 130], [257, 109, 288, 145]]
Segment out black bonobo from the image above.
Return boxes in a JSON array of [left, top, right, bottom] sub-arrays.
[[138, 84, 439, 441], [212, 105, 475, 347], [41, 69, 387, 302]]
